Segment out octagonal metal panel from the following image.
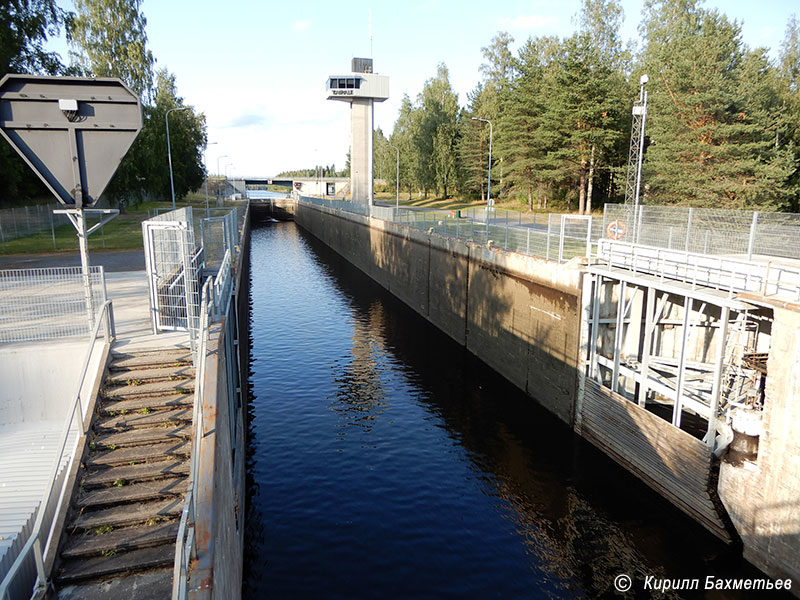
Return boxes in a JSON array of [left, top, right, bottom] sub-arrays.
[[0, 74, 142, 207]]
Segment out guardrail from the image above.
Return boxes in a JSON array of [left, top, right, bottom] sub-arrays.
[[172, 278, 212, 600], [596, 239, 800, 302], [0, 300, 115, 600]]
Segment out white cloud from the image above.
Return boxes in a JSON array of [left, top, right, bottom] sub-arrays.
[[292, 20, 310, 32], [497, 14, 558, 30]]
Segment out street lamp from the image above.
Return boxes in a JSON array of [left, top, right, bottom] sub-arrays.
[[216, 154, 228, 205], [166, 106, 191, 209], [204, 141, 217, 217], [471, 116, 493, 231], [225, 163, 234, 202], [388, 143, 399, 209]]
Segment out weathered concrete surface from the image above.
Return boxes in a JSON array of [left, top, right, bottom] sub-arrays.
[[295, 202, 583, 424], [718, 304, 800, 593], [250, 198, 296, 221]]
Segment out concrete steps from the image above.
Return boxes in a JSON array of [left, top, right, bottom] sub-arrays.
[[54, 347, 195, 598]]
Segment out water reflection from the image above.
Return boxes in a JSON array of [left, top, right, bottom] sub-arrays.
[[245, 223, 780, 599]]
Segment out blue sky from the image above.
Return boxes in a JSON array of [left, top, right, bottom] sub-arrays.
[[49, 0, 798, 177]]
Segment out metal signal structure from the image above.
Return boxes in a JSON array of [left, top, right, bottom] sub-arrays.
[[0, 74, 142, 326]]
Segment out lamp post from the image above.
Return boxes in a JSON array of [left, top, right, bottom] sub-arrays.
[[225, 163, 234, 202], [166, 106, 191, 209], [471, 117, 493, 232], [204, 141, 217, 217], [388, 143, 399, 209], [216, 154, 227, 206]]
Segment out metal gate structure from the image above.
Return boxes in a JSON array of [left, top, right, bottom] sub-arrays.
[[142, 207, 204, 341]]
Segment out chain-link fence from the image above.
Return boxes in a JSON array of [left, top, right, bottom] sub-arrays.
[[602, 204, 800, 261], [0, 266, 107, 343]]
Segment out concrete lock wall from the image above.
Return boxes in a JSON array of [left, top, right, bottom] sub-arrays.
[[718, 304, 800, 589], [295, 202, 584, 424], [190, 205, 250, 599]]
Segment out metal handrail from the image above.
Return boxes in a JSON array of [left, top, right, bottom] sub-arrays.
[[0, 300, 115, 600], [597, 239, 800, 301], [172, 278, 214, 600]]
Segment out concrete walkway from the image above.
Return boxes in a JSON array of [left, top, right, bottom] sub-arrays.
[[104, 271, 189, 352]]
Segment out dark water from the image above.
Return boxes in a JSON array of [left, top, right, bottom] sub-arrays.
[[243, 222, 772, 599]]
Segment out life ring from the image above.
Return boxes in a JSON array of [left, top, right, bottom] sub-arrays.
[[606, 220, 627, 240]]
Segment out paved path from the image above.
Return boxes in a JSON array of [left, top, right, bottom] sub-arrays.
[[0, 249, 145, 272]]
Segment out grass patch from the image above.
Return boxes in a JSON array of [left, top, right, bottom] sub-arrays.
[[0, 196, 244, 255]]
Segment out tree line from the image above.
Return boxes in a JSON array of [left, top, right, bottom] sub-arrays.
[[375, 0, 800, 213], [0, 0, 205, 205]]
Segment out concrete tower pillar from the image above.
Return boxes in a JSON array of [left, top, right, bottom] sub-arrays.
[[326, 58, 388, 208], [350, 98, 374, 205]]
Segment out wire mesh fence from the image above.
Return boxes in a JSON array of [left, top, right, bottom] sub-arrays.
[[0, 204, 71, 251], [142, 207, 204, 337], [0, 266, 106, 343], [301, 197, 592, 263], [602, 204, 800, 261]]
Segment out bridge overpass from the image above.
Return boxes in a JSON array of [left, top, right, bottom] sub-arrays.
[[217, 176, 351, 199]]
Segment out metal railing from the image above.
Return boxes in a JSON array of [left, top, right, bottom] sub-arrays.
[[172, 279, 212, 600], [596, 239, 800, 302], [0, 266, 107, 344], [299, 197, 594, 264], [0, 300, 115, 600]]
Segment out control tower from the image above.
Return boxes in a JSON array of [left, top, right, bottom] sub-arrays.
[[327, 58, 389, 205]]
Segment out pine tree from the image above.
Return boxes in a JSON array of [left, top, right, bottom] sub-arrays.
[[640, 0, 794, 209]]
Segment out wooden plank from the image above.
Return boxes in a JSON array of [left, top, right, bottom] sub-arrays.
[[580, 380, 730, 541], [580, 403, 711, 475], [583, 383, 712, 457]]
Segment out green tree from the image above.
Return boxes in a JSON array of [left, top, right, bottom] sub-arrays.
[[390, 95, 418, 200], [414, 63, 459, 198], [107, 68, 206, 202], [779, 14, 800, 211], [69, 0, 154, 100], [0, 0, 73, 202], [640, 0, 793, 209], [496, 36, 562, 210]]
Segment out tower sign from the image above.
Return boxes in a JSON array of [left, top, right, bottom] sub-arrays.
[[326, 58, 389, 205]]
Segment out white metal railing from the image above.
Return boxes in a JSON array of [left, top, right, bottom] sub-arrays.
[[0, 300, 114, 600], [0, 266, 107, 344], [596, 239, 800, 302], [172, 279, 212, 600], [213, 250, 232, 319]]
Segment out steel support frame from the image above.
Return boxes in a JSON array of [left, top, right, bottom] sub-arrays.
[[586, 271, 735, 446]]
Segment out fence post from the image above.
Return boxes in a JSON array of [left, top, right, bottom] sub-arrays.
[[12, 207, 18, 238], [546, 213, 552, 261], [558, 215, 565, 262], [526, 228, 530, 255], [586, 216, 593, 259], [685, 207, 694, 252], [747, 211, 758, 261]]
